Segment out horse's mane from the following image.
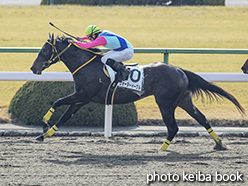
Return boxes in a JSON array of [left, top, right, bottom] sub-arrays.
[[57, 35, 103, 54]]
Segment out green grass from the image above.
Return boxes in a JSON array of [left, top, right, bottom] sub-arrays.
[[1, 5, 248, 121]]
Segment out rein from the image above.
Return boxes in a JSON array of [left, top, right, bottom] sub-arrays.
[[71, 55, 97, 75], [45, 39, 99, 76]]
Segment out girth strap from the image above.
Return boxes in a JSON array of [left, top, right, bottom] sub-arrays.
[[105, 79, 118, 105]]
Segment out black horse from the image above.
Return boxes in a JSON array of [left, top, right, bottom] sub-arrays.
[[31, 34, 245, 151], [241, 58, 248, 74]]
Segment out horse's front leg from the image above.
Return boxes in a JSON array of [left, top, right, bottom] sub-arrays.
[[42, 92, 85, 132], [36, 103, 84, 141], [36, 92, 87, 141]]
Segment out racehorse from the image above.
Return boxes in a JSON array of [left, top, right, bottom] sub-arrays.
[[30, 34, 245, 151], [241, 59, 248, 74]]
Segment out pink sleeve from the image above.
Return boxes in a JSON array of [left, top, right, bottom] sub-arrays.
[[81, 36, 88, 40], [74, 36, 107, 49]]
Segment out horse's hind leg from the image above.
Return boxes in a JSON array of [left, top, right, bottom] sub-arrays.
[[155, 81, 187, 151], [178, 92, 226, 150], [158, 108, 178, 151], [155, 94, 179, 151]]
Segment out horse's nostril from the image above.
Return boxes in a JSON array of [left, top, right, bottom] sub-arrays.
[[30, 66, 36, 73]]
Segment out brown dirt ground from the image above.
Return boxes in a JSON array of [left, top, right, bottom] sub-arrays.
[[0, 136, 247, 186]]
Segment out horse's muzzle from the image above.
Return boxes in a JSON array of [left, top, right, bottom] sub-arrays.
[[30, 66, 42, 75], [241, 66, 248, 74]]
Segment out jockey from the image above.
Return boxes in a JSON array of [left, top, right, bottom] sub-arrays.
[[69, 25, 134, 82]]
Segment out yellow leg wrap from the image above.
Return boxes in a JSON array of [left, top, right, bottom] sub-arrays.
[[159, 139, 171, 151], [43, 125, 58, 139], [43, 108, 55, 124], [207, 128, 220, 143]]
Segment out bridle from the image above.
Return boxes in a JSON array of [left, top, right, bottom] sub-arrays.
[[42, 38, 72, 68], [42, 38, 99, 76]]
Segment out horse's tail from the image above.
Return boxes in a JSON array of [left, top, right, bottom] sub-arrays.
[[181, 69, 246, 116]]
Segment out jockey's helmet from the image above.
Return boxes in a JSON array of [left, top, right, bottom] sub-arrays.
[[85, 25, 101, 37]]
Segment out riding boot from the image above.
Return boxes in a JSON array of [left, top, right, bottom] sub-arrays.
[[106, 58, 130, 81]]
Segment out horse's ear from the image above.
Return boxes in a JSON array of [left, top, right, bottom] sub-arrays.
[[51, 33, 54, 42], [49, 33, 51, 39]]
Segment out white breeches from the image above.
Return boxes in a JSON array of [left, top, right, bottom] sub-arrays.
[[101, 47, 134, 83], [101, 47, 134, 64]]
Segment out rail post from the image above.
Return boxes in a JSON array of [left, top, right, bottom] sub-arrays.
[[104, 105, 113, 137], [47, 0, 55, 5], [164, 52, 169, 63]]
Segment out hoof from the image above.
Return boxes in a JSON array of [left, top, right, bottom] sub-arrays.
[[214, 141, 227, 151], [159, 143, 169, 151], [43, 122, 49, 133], [35, 135, 44, 142]]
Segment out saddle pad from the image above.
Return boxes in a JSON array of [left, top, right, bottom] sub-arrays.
[[117, 66, 144, 92]]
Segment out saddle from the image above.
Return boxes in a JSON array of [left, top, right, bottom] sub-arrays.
[[105, 62, 138, 105], [103, 62, 138, 79], [124, 63, 138, 67]]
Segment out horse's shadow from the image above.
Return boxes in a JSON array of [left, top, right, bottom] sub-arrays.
[[41, 149, 217, 167]]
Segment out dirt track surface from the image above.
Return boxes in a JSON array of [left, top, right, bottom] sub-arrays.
[[0, 136, 247, 186]]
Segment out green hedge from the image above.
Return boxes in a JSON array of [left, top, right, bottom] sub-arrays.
[[170, 0, 225, 5], [41, 0, 225, 6], [9, 81, 137, 127]]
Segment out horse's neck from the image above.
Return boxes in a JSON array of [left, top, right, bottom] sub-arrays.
[[58, 44, 92, 73], [60, 47, 103, 76]]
